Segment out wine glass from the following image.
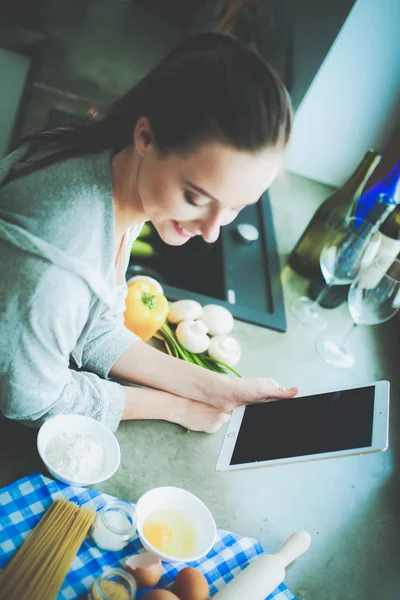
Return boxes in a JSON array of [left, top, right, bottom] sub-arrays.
[[291, 217, 379, 330], [317, 257, 400, 368]]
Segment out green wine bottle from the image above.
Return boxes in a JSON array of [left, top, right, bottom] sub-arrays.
[[379, 203, 400, 242], [358, 204, 400, 289], [308, 200, 400, 308], [288, 150, 381, 279]]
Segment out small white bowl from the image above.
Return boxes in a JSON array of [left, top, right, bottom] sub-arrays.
[[37, 414, 121, 486], [135, 486, 216, 563]]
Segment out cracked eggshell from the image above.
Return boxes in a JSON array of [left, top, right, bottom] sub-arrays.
[[125, 552, 162, 589]]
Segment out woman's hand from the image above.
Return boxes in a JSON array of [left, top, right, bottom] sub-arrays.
[[122, 385, 230, 433], [207, 375, 298, 413], [114, 342, 298, 420], [170, 397, 231, 433]]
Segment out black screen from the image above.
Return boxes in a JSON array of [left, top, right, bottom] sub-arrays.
[[230, 387, 375, 465]]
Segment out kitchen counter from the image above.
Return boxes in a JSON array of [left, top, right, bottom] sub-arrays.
[[1, 170, 399, 600]]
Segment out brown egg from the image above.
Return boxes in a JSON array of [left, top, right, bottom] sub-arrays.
[[125, 552, 162, 589], [174, 567, 210, 600], [142, 591, 180, 600]]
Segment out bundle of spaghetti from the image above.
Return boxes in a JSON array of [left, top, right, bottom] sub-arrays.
[[0, 498, 95, 600]]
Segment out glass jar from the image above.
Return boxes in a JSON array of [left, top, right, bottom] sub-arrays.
[[88, 568, 137, 600], [91, 500, 137, 551]]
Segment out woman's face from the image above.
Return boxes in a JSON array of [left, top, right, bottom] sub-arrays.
[[133, 120, 285, 246]]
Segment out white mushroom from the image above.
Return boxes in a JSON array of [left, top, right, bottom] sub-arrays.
[[208, 335, 241, 367], [194, 318, 208, 332], [167, 300, 203, 324], [201, 305, 234, 336], [176, 320, 210, 353]]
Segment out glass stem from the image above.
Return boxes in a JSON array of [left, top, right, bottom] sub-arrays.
[[310, 282, 333, 312], [340, 323, 358, 351]]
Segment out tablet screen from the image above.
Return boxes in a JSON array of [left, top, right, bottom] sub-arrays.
[[230, 386, 375, 465]]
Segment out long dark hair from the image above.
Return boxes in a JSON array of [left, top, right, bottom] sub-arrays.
[[6, 33, 292, 183]]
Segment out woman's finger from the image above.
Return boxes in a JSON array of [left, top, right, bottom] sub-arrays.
[[264, 383, 299, 399], [263, 385, 299, 400]]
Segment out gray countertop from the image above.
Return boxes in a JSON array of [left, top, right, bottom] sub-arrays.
[[1, 170, 399, 600]]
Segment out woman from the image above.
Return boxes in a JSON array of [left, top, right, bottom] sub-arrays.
[[0, 33, 297, 433]]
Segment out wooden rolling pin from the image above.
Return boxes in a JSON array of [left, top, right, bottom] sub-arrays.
[[212, 531, 311, 600]]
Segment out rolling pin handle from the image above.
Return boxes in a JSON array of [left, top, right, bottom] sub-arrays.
[[276, 531, 312, 567]]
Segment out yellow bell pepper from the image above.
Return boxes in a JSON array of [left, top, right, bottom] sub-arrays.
[[124, 280, 169, 342]]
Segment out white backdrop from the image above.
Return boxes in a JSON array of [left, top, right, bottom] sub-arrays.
[[285, 0, 400, 187]]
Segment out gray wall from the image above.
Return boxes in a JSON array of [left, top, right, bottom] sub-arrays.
[[283, 0, 356, 109], [286, 0, 400, 186], [187, 0, 356, 110]]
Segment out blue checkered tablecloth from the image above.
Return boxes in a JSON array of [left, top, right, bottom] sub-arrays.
[[0, 473, 297, 600]]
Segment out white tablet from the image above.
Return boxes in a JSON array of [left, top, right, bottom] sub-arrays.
[[216, 380, 390, 472]]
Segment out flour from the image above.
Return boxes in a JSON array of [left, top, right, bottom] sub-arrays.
[[45, 432, 105, 481]]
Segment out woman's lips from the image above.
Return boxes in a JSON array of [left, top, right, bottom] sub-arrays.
[[172, 220, 197, 238]]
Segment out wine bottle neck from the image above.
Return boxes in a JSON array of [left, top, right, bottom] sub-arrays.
[[380, 204, 400, 240], [383, 158, 400, 184], [351, 154, 382, 205], [340, 152, 381, 196], [367, 194, 397, 231]]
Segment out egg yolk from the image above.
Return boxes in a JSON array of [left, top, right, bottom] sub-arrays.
[[143, 521, 173, 549]]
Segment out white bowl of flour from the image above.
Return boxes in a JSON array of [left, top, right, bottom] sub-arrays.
[[37, 415, 121, 486]]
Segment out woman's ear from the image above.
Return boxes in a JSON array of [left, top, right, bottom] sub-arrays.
[[133, 116, 155, 156]]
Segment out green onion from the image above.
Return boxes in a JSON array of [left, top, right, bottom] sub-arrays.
[[158, 323, 241, 377]]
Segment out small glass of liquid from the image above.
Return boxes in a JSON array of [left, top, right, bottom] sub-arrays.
[[91, 500, 137, 551], [291, 217, 378, 330], [89, 568, 137, 600]]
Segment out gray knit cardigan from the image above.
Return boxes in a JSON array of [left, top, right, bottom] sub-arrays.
[[0, 146, 142, 431]]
